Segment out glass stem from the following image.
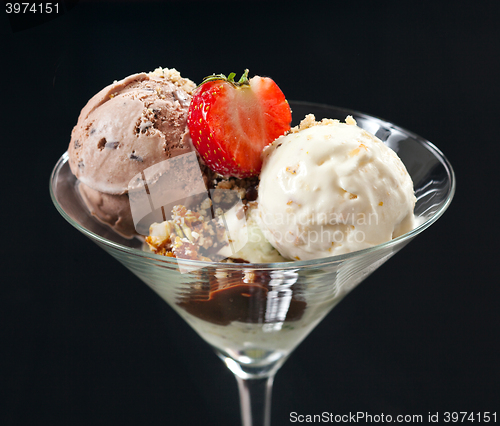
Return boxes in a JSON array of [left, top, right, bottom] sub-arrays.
[[236, 375, 275, 426]]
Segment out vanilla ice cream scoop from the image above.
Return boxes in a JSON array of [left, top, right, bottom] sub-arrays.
[[257, 115, 416, 261]]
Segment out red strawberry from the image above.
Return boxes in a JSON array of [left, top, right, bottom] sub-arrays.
[[187, 70, 291, 178]]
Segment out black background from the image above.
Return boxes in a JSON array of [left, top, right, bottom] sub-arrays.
[[2, 1, 499, 425]]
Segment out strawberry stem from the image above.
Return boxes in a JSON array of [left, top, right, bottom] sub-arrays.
[[237, 69, 249, 85], [199, 69, 250, 88]]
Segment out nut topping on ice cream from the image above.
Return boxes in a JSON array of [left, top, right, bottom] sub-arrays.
[[64, 67, 419, 331], [146, 204, 228, 261]]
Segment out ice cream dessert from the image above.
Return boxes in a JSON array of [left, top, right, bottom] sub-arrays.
[[66, 68, 416, 355], [54, 66, 453, 426], [61, 67, 424, 369], [67, 67, 197, 237]]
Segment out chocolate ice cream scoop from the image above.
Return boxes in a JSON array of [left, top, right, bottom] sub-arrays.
[[68, 68, 196, 195], [78, 182, 136, 239]]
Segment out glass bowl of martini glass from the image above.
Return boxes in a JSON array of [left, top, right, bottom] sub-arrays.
[[50, 102, 455, 426]]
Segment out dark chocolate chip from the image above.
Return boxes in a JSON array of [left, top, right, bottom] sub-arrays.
[[245, 185, 258, 202], [173, 90, 189, 106], [74, 139, 81, 149], [78, 161, 84, 170], [130, 152, 143, 162], [90, 128, 96, 135], [97, 138, 106, 150], [135, 122, 152, 134]]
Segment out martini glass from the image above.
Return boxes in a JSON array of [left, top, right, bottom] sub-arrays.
[[50, 102, 455, 426]]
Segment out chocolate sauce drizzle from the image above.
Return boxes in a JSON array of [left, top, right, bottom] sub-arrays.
[[177, 269, 306, 326]]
